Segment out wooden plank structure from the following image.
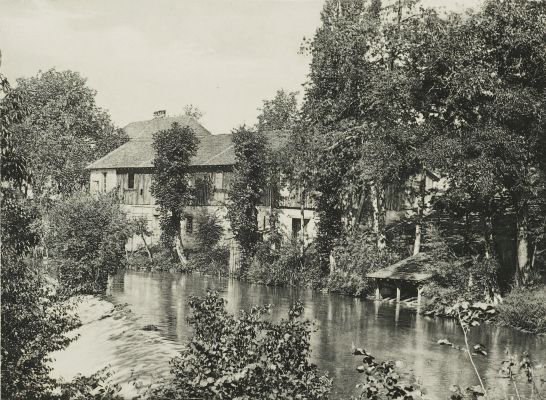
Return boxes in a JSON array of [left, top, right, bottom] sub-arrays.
[[367, 252, 435, 305]]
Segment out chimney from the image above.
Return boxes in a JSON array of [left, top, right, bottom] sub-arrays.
[[153, 110, 166, 119]]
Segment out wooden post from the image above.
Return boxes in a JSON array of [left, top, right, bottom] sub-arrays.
[[396, 286, 401, 302]]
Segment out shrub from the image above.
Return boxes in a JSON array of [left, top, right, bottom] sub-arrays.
[[57, 367, 123, 400], [127, 245, 183, 272], [352, 347, 426, 399], [326, 269, 372, 297], [1, 254, 80, 399], [497, 287, 546, 334], [248, 239, 323, 287], [187, 246, 230, 276], [328, 228, 400, 297], [150, 290, 332, 399], [186, 211, 229, 276], [47, 192, 131, 295]]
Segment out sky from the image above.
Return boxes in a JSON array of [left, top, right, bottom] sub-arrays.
[[0, 0, 482, 134]]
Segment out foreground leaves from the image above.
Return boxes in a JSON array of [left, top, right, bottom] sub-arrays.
[[150, 290, 332, 399]]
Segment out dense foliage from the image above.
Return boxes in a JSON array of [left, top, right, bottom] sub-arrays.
[[286, 0, 546, 295], [497, 287, 546, 334], [227, 126, 270, 276], [11, 69, 128, 197], [248, 239, 323, 287], [187, 211, 230, 276], [1, 69, 120, 399], [328, 227, 401, 296], [151, 122, 199, 263], [47, 192, 131, 295], [256, 89, 298, 131], [1, 195, 80, 399], [150, 290, 332, 399]]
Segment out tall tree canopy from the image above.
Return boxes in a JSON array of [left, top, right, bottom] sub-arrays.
[[256, 89, 298, 131], [12, 69, 128, 197], [151, 122, 199, 263], [292, 0, 546, 285], [227, 126, 270, 276], [1, 66, 80, 399]]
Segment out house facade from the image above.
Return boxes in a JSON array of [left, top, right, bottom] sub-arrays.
[[87, 113, 317, 252]]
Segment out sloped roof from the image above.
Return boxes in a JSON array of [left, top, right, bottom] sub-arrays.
[[87, 123, 289, 170], [88, 134, 235, 169], [367, 253, 435, 282], [124, 115, 211, 139]]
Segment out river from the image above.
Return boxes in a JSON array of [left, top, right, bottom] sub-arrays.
[[51, 270, 546, 399]]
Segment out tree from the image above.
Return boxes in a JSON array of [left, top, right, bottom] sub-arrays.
[[1, 66, 80, 399], [183, 104, 204, 121], [11, 69, 128, 197], [255, 90, 299, 248], [256, 89, 298, 131], [410, 0, 546, 285], [1, 60, 122, 400], [294, 0, 423, 269], [151, 122, 199, 263], [132, 216, 153, 260], [227, 126, 270, 276], [47, 192, 131, 295]]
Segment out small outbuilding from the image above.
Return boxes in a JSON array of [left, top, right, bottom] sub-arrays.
[[367, 252, 436, 305]]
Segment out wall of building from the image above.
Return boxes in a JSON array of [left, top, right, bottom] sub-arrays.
[[90, 168, 318, 252], [90, 169, 117, 193]]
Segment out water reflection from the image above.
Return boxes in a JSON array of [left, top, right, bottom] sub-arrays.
[[102, 271, 545, 398]]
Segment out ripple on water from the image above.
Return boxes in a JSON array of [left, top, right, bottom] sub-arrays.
[[50, 295, 183, 398]]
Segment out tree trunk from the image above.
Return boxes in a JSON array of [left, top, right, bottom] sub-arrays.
[[413, 224, 421, 256], [515, 199, 529, 285], [413, 170, 426, 255], [300, 189, 306, 257], [370, 182, 386, 250], [141, 234, 152, 260], [176, 222, 187, 265], [482, 213, 494, 260]]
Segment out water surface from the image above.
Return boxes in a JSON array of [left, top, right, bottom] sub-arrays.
[[52, 271, 546, 399]]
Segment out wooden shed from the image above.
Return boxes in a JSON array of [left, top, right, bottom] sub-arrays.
[[367, 253, 435, 305]]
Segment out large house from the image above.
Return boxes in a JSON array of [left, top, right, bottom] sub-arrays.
[[87, 111, 317, 252]]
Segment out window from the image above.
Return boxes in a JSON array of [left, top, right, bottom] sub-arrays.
[[128, 172, 135, 189], [222, 172, 233, 190], [292, 218, 309, 238], [102, 172, 107, 192], [186, 216, 193, 234]]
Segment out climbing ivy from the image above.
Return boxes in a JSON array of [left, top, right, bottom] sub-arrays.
[[226, 126, 270, 276]]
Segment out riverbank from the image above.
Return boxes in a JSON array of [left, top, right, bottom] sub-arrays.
[[125, 255, 546, 336]]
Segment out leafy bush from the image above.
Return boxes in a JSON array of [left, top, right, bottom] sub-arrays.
[[188, 246, 230, 276], [1, 254, 80, 399], [186, 211, 229, 276], [57, 367, 123, 400], [326, 269, 372, 297], [127, 245, 183, 272], [47, 192, 131, 295], [150, 290, 332, 399], [497, 287, 546, 334], [352, 347, 426, 399], [328, 228, 400, 297], [1, 190, 80, 399], [248, 239, 324, 287]]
